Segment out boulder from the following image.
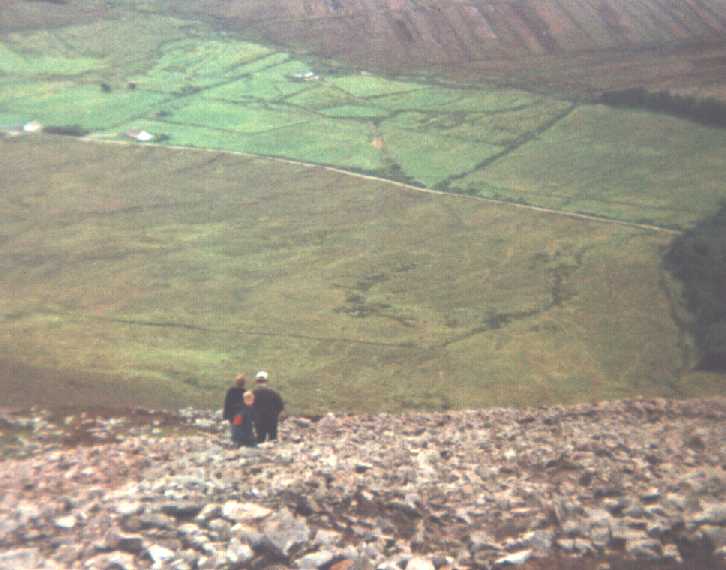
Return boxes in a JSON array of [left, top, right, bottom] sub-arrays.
[[261, 510, 311, 558]]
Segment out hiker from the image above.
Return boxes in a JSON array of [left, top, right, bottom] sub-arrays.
[[223, 373, 247, 423], [252, 370, 284, 442], [232, 391, 258, 447], [223, 374, 257, 447]]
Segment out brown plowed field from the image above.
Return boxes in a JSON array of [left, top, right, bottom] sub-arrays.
[[166, 0, 726, 97]]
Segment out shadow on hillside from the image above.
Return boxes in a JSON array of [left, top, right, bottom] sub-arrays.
[[665, 204, 726, 371]]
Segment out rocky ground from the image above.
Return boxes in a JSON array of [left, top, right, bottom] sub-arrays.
[[0, 398, 725, 570]]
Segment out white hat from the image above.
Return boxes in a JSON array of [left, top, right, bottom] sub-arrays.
[[255, 370, 268, 381]]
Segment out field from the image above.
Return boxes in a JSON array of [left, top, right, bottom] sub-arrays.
[[0, 14, 573, 183], [4, 136, 719, 414], [3, 11, 726, 229], [1, 1, 725, 413]]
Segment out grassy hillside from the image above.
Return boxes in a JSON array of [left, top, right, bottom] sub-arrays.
[[2, 136, 720, 413], [1, 2, 724, 413]]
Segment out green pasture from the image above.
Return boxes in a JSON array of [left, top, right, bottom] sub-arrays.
[[202, 74, 308, 102], [3, 136, 713, 413], [286, 85, 357, 109], [241, 119, 383, 170], [321, 105, 391, 119], [379, 125, 500, 187], [383, 101, 571, 146], [166, 100, 313, 134], [1, 83, 170, 129], [0, 42, 99, 76], [372, 86, 537, 112], [117, 117, 383, 170], [452, 106, 726, 228], [9, 18, 723, 232], [2, 15, 192, 80], [132, 38, 274, 92], [330, 74, 421, 98]]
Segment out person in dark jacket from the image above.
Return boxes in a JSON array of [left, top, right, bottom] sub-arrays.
[[252, 370, 284, 443], [229, 391, 257, 447], [223, 373, 247, 423], [223, 374, 257, 447]]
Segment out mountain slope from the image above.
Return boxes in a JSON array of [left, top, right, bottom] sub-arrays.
[[157, 0, 726, 95]]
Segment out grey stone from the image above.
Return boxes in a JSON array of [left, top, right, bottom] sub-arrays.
[[641, 488, 661, 502], [405, 557, 435, 570], [625, 538, 661, 559], [146, 544, 175, 564], [702, 525, 726, 549], [469, 530, 500, 552], [591, 526, 611, 549], [136, 513, 175, 531], [662, 544, 682, 563], [221, 501, 272, 522], [161, 501, 205, 519], [105, 531, 145, 554], [54, 515, 78, 529], [493, 549, 531, 567], [692, 502, 726, 526], [195, 503, 221, 523], [296, 550, 336, 569], [116, 501, 143, 516], [0, 516, 19, 538], [314, 528, 342, 547], [84, 552, 137, 570], [0, 548, 42, 570], [556, 538, 593, 555], [262, 510, 311, 558]]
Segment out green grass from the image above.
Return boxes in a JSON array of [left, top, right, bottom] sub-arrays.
[[243, 118, 384, 170], [2, 136, 712, 413], [1, 26, 574, 188], [379, 125, 500, 187], [0, 42, 99, 76], [383, 99, 573, 145], [3, 15, 192, 80], [286, 85, 356, 109], [373, 87, 538, 112], [451, 105, 726, 228], [117, 116, 384, 170], [166, 100, 313, 133], [320, 105, 391, 119], [131, 38, 274, 92], [330, 74, 421, 98], [0, 83, 170, 129], [8, 18, 721, 232], [202, 74, 310, 102]]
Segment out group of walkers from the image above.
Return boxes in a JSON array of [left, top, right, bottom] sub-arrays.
[[222, 370, 285, 447]]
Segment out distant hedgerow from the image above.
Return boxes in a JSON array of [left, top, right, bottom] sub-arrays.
[[600, 89, 726, 128], [44, 125, 91, 137]]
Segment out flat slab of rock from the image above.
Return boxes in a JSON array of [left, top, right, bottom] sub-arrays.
[[221, 501, 272, 522]]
